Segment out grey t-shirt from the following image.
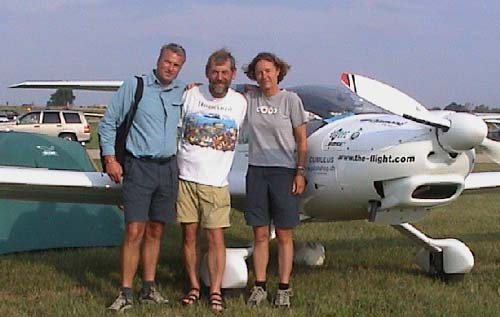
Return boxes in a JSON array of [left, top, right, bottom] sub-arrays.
[[246, 89, 308, 168]]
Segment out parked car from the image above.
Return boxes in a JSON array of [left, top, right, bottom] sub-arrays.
[[0, 110, 19, 121], [0, 110, 91, 143]]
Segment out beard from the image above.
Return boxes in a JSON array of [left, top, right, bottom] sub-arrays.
[[209, 80, 230, 97]]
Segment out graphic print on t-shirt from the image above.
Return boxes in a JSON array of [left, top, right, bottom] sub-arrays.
[[183, 112, 238, 152]]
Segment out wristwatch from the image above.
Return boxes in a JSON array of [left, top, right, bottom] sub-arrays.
[[296, 166, 305, 176]]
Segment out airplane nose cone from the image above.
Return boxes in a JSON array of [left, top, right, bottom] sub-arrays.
[[438, 113, 487, 152]]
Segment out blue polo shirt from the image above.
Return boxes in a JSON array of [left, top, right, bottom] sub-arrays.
[[99, 70, 184, 159]]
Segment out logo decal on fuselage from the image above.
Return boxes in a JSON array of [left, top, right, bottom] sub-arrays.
[[308, 156, 336, 174], [360, 118, 406, 126], [36, 145, 58, 156], [325, 128, 351, 147], [337, 154, 415, 164]]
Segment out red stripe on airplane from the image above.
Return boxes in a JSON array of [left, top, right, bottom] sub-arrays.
[[341, 72, 349, 86]]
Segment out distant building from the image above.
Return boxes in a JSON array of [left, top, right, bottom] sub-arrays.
[[21, 103, 34, 112]]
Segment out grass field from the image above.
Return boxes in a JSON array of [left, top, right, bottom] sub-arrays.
[[0, 166, 499, 316], [86, 120, 99, 150]]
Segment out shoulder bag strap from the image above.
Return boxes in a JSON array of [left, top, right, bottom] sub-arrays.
[[122, 75, 144, 139]]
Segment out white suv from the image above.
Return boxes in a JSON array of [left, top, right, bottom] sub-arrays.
[[0, 110, 91, 143]]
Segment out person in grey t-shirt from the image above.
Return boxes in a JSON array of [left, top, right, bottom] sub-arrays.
[[242, 52, 308, 308]]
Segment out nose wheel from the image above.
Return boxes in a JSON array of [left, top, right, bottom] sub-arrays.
[[418, 249, 466, 282], [393, 223, 474, 281]]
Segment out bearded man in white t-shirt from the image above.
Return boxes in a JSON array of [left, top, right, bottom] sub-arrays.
[[176, 49, 247, 312]]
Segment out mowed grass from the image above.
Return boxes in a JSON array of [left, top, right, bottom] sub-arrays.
[[85, 120, 99, 150], [1, 166, 499, 316]]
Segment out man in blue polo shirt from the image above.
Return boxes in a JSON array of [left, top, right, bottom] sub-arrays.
[[99, 43, 186, 312]]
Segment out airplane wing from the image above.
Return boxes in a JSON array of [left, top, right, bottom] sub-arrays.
[[0, 164, 250, 208], [0, 166, 121, 204], [9, 80, 123, 91], [0, 144, 250, 207], [464, 172, 500, 190], [475, 113, 500, 123]]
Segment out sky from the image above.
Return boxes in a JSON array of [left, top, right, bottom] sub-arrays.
[[1, 0, 500, 108]]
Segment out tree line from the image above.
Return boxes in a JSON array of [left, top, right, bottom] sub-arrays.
[[443, 102, 500, 113], [46, 88, 75, 108]]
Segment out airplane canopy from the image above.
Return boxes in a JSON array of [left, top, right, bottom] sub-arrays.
[[289, 85, 383, 118], [0, 131, 95, 171]]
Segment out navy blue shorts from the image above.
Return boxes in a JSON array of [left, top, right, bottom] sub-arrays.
[[245, 165, 300, 228], [122, 156, 178, 224]]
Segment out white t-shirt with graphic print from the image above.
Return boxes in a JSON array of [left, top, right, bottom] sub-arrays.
[[177, 85, 247, 187]]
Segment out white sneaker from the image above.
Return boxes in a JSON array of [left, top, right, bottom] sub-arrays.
[[274, 288, 293, 308], [107, 292, 133, 312], [138, 286, 169, 304], [247, 286, 268, 306]]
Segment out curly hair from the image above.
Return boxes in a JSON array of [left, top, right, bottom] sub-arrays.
[[243, 52, 291, 83]]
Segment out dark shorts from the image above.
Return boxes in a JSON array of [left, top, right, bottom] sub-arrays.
[[245, 165, 300, 228], [122, 156, 178, 224]]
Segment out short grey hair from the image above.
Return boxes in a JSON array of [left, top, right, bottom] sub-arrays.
[[159, 43, 186, 61], [205, 48, 236, 76]]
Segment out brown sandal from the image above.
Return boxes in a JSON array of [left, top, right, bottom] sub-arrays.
[[209, 292, 225, 313], [180, 288, 200, 306]]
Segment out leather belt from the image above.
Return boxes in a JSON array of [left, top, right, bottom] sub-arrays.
[[134, 155, 175, 164]]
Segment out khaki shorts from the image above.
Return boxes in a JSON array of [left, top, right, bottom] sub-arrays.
[[176, 179, 231, 229]]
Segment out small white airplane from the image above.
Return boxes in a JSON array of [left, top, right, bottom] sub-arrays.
[[475, 113, 500, 141], [6, 73, 500, 287]]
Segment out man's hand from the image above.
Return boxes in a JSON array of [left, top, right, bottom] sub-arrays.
[[185, 82, 203, 90], [292, 175, 306, 195], [104, 156, 123, 183]]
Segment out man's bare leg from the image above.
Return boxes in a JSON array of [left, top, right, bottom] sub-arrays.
[[141, 221, 165, 283], [121, 222, 146, 288], [206, 228, 226, 294], [180, 222, 201, 304], [206, 227, 226, 312]]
